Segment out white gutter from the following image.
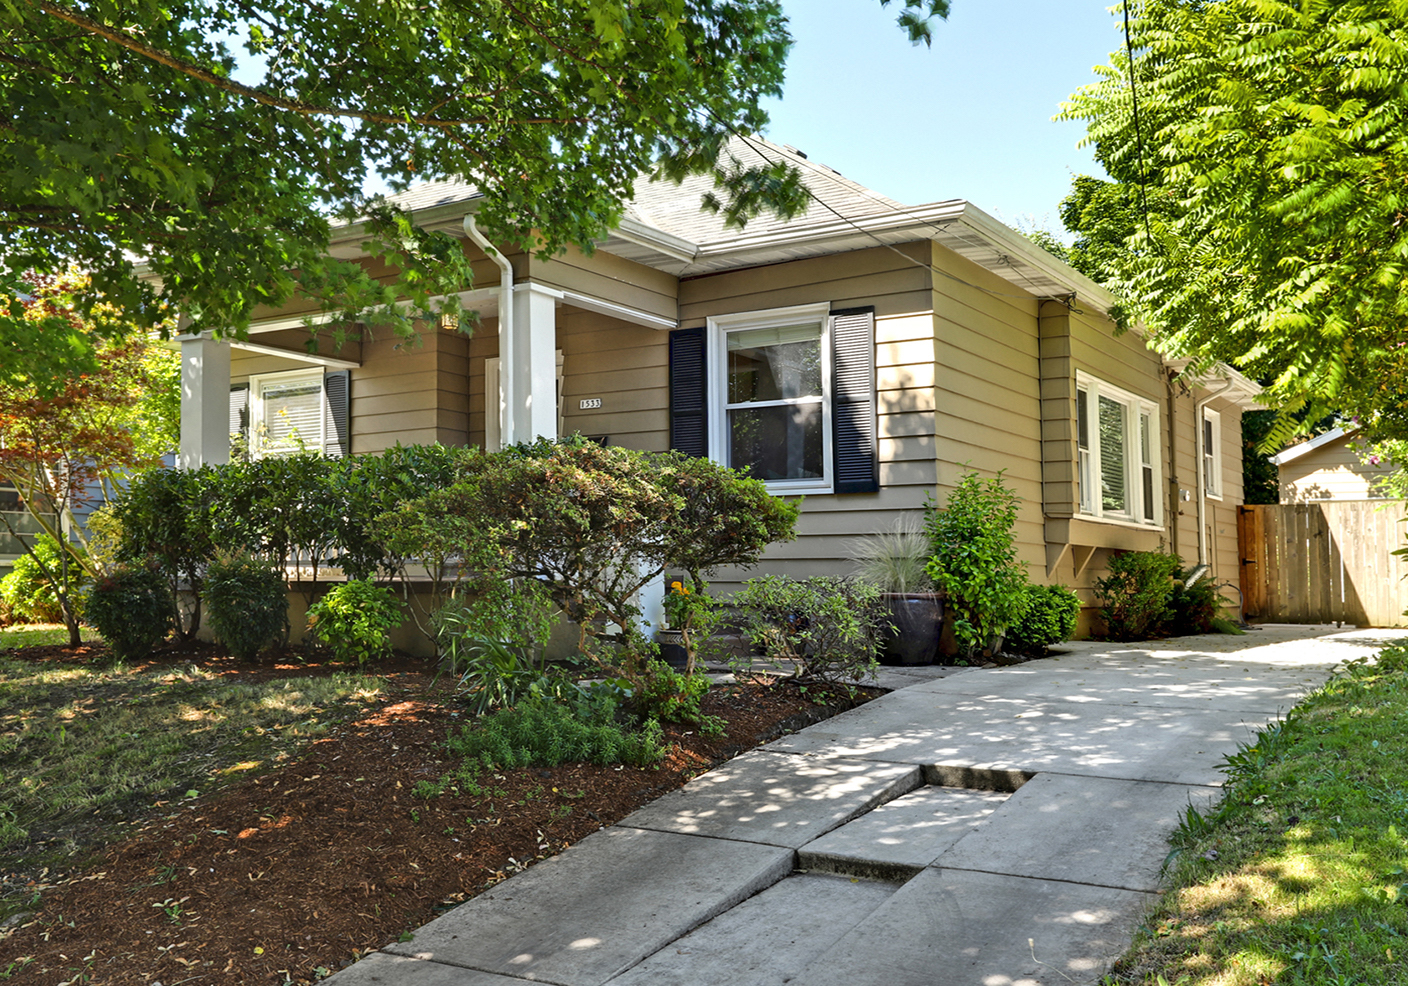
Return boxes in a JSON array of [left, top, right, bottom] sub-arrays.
[[1194, 379, 1235, 566], [464, 215, 513, 449]]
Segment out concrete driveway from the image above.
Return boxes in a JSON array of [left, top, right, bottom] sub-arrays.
[[327, 624, 1404, 986]]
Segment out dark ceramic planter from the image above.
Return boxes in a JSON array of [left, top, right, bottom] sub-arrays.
[[879, 592, 944, 666], [655, 629, 689, 669]]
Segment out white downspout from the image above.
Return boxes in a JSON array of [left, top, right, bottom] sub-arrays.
[[464, 215, 513, 448], [1194, 378, 1234, 566]]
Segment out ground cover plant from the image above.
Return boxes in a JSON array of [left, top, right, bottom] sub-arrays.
[[0, 633, 872, 985], [1108, 645, 1408, 985], [0, 642, 384, 867]]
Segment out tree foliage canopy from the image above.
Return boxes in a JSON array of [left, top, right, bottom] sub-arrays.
[[2, 0, 950, 390], [1062, 0, 1408, 444]]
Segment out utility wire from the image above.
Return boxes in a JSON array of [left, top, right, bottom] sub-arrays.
[[727, 131, 1079, 308], [1123, 1, 1154, 243]]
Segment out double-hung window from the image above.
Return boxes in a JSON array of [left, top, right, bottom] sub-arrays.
[[251, 369, 325, 458], [232, 368, 350, 460], [709, 304, 833, 494], [1202, 408, 1222, 499], [668, 304, 878, 496], [1076, 372, 1161, 525]]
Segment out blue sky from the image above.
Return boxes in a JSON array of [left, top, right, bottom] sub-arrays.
[[763, 1, 1123, 237]]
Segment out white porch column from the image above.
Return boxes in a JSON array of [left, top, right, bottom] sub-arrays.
[[179, 334, 232, 469], [509, 282, 561, 443], [638, 570, 665, 637]]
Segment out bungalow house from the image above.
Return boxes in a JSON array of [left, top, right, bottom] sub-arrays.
[[1269, 425, 1395, 502], [175, 137, 1258, 634]]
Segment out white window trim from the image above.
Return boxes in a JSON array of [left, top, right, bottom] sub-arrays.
[[1075, 371, 1163, 527], [1203, 407, 1223, 501], [707, 303, 834, 496], [248, 367, 325, 460]]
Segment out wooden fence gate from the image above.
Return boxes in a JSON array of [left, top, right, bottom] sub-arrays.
[[1238, 501, 1408, 627]]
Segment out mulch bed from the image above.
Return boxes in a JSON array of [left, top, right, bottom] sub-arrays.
[[0, 640, 874, 984]]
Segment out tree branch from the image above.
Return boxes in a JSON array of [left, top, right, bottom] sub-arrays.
[[29, 1, 587, 129]]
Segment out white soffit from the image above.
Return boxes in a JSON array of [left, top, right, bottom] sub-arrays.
[[1164, 358, 1263, 410]]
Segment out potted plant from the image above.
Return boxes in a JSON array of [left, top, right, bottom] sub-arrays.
[[657, 578, 694, 669], [850, 518, 943, 665]]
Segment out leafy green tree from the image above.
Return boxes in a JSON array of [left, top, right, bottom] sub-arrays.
[[0, 273, 178, 644], [1063, 1, 1408, 445], [1057, 175, 1143, 288], [2, 0, 951, 391]]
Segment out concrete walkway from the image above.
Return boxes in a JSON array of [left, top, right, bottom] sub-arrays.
[[328, 625, 1404, 986]]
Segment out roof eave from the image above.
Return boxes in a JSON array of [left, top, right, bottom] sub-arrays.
[[1268, 424, 1357, 466], [1163, 358, 1264, 410]]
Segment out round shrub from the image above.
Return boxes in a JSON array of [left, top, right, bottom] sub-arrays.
[[1095, 550, 1181, 641], [1006, 584, 1081, 656], [307, 579, 402, 664], [204, 554, 288, 662], [0, 535, 86, 624], [86, 564, 172, 662], [1165, 565, 1220, 635]]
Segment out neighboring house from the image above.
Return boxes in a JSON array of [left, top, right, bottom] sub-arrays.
[[0, 483, 57, 580], [175, 137, 1258, 632], [1270, 426, 1394, 502]]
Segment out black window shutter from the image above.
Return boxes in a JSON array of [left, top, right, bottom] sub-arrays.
[[831, 307, 879, 494], [323, 370, 350, 458], [668, 327, 707, 457], [229, 383, 249, 441]]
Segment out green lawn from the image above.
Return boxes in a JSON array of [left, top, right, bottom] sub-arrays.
[[0, 623, 101, 650], [0, 650, 386, 899], [1110, 646, 1408, 986]]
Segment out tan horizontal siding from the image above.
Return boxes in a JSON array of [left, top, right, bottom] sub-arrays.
[[559, 307, 670, 452], [878, 413, 937, 440], [230, 353, 311, 381], [530, 247, 678, 324]]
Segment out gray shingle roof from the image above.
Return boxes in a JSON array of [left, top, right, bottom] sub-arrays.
[[373, 136, 912, 247], [380, 178, 480, 213], [625, 135, 907, 246]]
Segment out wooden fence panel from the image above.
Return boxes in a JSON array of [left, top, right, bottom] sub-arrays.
[[1239, 501, 1408, 626]]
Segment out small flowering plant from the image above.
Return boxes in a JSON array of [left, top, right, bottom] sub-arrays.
[[662, 578, 696, 630]]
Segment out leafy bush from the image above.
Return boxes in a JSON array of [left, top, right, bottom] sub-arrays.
[[635, 659, 723, 735], [445, 696, 666, 768], [1165, 564, 1221, 636], [733, 575, 888, 684], [83, 503, 125, 576], [85, 564, 172, 662], [114, 446, 470, 643], [0, 534, 87, 624], [392, 436, 798, 679], [307, 579, 402, 663], [1095, 550, 1181, 640], [204, 554, 288, 662], [1006, 584, 1081, 656], [434, 579, 557, 712], [924, 471, 1031, 658], [115, 466, 219, 638]]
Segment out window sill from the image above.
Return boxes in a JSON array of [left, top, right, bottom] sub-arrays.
[[1047, 515, 1165, 552], [1073, 512, 1162, 532], [765, 483, 833, 498]]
